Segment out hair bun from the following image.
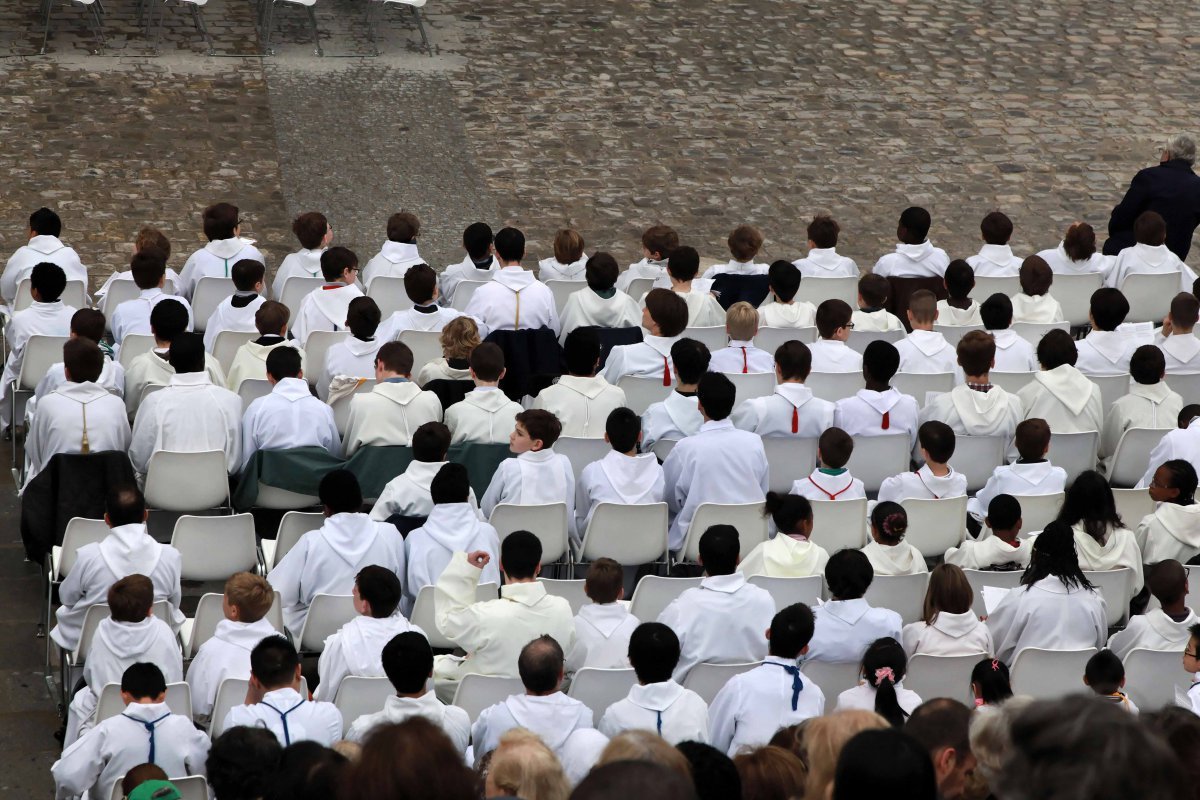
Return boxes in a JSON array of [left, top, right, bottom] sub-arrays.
[[884, 512, 907, 538]]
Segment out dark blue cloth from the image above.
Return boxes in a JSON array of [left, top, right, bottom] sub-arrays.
[[1104, 159, 1200, 261]]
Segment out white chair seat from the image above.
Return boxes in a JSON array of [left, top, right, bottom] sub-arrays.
[[555, 437, 611, 480], [537, 578, 589, 615], [723, 371, 776, 406], [950, 436, 1006, 493], [170, 513, 257, 581], [297, 594, 356, 654], [1124, 648, 1195, 711], [144, 450, 229, 513], [753, 326, 816, 352], [629, 575, 703, 622], [1011, 492, 1065, 534], [903, 653, 985, 704], [795, 276, 857, 307], [191, 278, 239, 331], [490, 503, 570, 566], [546, 280, 587, 313], [863, 572, 930, 625], [763, 436, 819, 494], [846, 329, 904, 355], [806, 371, 865, 403], [1010, 647, 1097, 699], [846, 435, 911, 494], [677, 502, 768, 564], [809, 498, 869, 552], [567, 668, 637, 719], [747, 574, 822, 611], [1052, 273, 1104, 327], [682, 326, 727, 351], [334, 676, 394, 734], [1108, 428, 1169, 488], [617, 375, 672, 415], [1045, 430, 1099, 486], [578, 502, 669, 567], [452, 674, 524, 722], [801, 659, 861, 700], [900, 496, 968, 558]]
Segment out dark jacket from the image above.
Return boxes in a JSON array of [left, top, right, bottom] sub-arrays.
[[21, 451, 136, 563], [1104, 159, 1200, 260]]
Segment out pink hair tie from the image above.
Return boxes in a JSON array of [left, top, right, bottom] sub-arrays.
[[874, 666, 895, 683], [991, 659, 1000, 672]]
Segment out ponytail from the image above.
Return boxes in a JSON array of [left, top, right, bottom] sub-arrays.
[[870, 501, 908, 545], [862, 637, 909, 727], [970, 657, 1013, 706], [764, 491, 813, 536]]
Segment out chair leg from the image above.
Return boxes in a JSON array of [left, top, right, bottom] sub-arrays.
[[364, 0, 379, 57], [306, 5, 322, 57], [190, 4, 215, 55], [411, 5, 431, 56], [40, 0, 53, 55], [261, 0, 275, 56], [87, 2, 106, 52]]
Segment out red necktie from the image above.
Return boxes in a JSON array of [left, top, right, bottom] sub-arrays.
[[881, 411, 890, 430], [791, 406, 799, 433], [662, 356, 671, 387], [742, 347, 749, 374]]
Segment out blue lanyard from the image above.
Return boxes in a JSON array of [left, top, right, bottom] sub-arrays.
[[123, 712, 171, 762], [766, 662, 804, 711], [261, 699, 306, 746]]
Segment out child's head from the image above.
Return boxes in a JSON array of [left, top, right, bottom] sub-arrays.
[[642, 289, 689, 338], [224, 572, 273, 624], [355, 565, 403, 619], [627, 622, 680, 686], [109, 574, 154, 623], [1130, 344, 1166, 386], [907, 290, 938, 327], [815, 299, 853, 340], [30, 262, 66, 303], [672, 337, 712, 385], [980, 292, 1013, 331], [463, 221, 494, 260], [430, 462, 470, 505], [825, 549, 874, 600], [64, 338, 104, 384], [585, 252, 619, 293], [1149, 459, 1198, 506], [130, 249, 167, 291], [985, 494, 1023, 541], [387, 211, 420, 244], [292, 211, 329, 250], [697, 372, 736, 422], [641, 225, 679, 261], [858, 273, 890, 309], [382, 631, 433, 695], [500, 531, 542, 580], [584, 558, 624, 605], [861, 637, 909, 727], [135, 227, 171, 260], [318, 469, 364, 516], [768, 260, 802, 303], [412, 421, 451, 463], [728, 224, 764, 262], [870, 501, 908, 546], [767, 602, 815, 660], [698, 524, 740, 576], [347, 297, 382, 340], [563, 327, 601, 377], [265, 345, 302, 382], [203, 202, 239, 241], [70, 308, 106, 344], [980, 211, 1013, 245], [956, 330, 996, 378], [725, 301, 759, 341], [553, 229, 585, 265], [441, 315, 481, 361], [1170, 292, 1200, 332], [255, 301, 290, 337], [250, 635, 301, 691], [1148, 559, 1189, 611], [232, 259, 266, 293], [1036, 329, 1078, 370], [404, 263, 438, 305], [1015, 418, 1051, 461], [469, 341, 505, 383], [944, 260, 975, 301], [605, 406, 641, 454], [320, 246, 358, 283], [1024, 521, 1090, 590], [897, 207, 932, 245], [918, 420, 955, 466], [774, 341, 812, 383], [121, 662, 167, 704], [1063, 222, 1097, 262], [862, 340, 900, 386], [970, 658, 1013, 706], [376, 341, 415, 379], [667, 246, 701, 283], [921, 564, 973, 625], [1084, 649, 1126, 695], [1135, 211, 1168, 246], [1018, 256, 1053, 297], [808, 215, 840, 249], [763, 491, 813, 538], [511, 409, 562, 453], [817, 427, 854, 470], [1089, 288, 1130, 331], [1181, 405, 1200, 430]]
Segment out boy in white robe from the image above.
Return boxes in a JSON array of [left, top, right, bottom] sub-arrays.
[[732, 340, 835, 438], [710, 301, 773, 373], [1108, 560, 1197, 660], [809, 299, 863, 373], [94, 227, 181, 307], [1157, 292, 1200, 374], [1016, 329, 1104, 434], [642, 245, 724, 327], [1138, 407, 1200, 488], [202, 258, 265, 352], [224, 301, 306, 392], [271, 211, 330, 300], [111, 249, 194, 348], [792, 214, 858, 278], [185, 572, 278, 722], [52, 663, 209, 800], [663, 373, 769, 551], [617, 224, 676, 294], [702, 224, 770, 279], [381, 263, 469, 338], [1076, 288, 1136, 376], [290, 246, 365, 346], [565, 558, 640, 672], [640, 337, 708, 451], [129, 333, 243, 481], [965, 212, 1022, 277], [1, 262, 76, 428], [919, 330, 1023, 449], [980, 293, 1038, 373], [599, 288, 688, 386], [32, 309, 125, 404], [861, 501, 928, 576], [790, 427, 866, 502], [533, 328, 626, 439], [896, 290, 958, 377], [739, 493, 829, 577], [834, 339, 920, 450], [2, 208, 87, 306], [807, 550, 903, 663], [315, 566, 425, 701], [538, 228, 588, 283], [758, 260, 817, 329], [1138, 460, 1200, 564], [343, 340, 442, 455], [317, 296, 384, 401], [177, 202, 266, 300], [872, 207, 951, 278], [1100, 345, 1182, 471], [599, 622, 709, 745], [1105, 211, 1197, 293], [968, 418, 1067, 521], [944, 494, 1032, 570], [370, 422, 481, 522], [557, 252, 641, 343], [877, 421, 968, 503], [444, 342, 523, 445], [1084, 649, 1139, 712], [222, 636, 343, 746], [465, 227, 560, 335], [575, 407, 665, 533], [851, 274, 906, 332], [657, 525, 775, 680], [1037, 222, 1111, 275], [1011, 256, 1065, 323], [438, 221, 499, 306], [344, 631, 471, 749], [240, 346, 340, 469], [362, 211, 424, 287], [64, 575, 183, 747], [266, 470, 405, 637], [936, 260, 983, 326], [481, 409, 577, 541], [708, 603, 824, 756], [124, 300, 226, 418]]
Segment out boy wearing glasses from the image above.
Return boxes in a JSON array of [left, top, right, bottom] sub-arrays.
[[290, 247, 364, 346], [177, 202, 265, 300], [808, 299, 862, 373]]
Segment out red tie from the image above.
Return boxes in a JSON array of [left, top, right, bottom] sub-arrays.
[[881, 411, 890, 430], [662, 356, 671, 387], [791, 406, 799, 433], [741, 347, 749, 374]]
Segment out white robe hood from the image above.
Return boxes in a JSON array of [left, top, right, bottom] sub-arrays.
[[1147, 503, 1200, 556], [863, 540, 926, 575], [502, 693, 592, 751], [555, 375, 610, 401], [1084, 331, 1132, 370], [93, 617, 170, 662], [205, 237, 258, 260], [338, 614, 421, 676], [421, 503, 491, 551], [973, 244, 1018, 272], [930, 610, 984, 640], [494, 267, 538, 293], [597, 451, 662, 504], [377, 241, 420, 266], [757, 535, 828, 577], [310, 284, 362, 329], [950, 385, 1018, 436], [212, 617, 278, 652], [319, 513, 384, 570], [1162, 334, 1200, 365], [1034, 365, 1095, 415], [906, 329, 952, 358], [663, 392, 702, 436], [893, 241, 941, 266], [577, 603, 631, 638], [97, 524, 163, 579], [854, 388, 904, 417], [517, 449, 567, 506]]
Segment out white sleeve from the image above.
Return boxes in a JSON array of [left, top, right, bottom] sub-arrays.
[[315, 633, 346, 702], [479, 462, 510, 519], [127, 400, 158, 478], [706, 679, 740, 756], [434, 552, 488, 652], [52, 725, 105, 800]]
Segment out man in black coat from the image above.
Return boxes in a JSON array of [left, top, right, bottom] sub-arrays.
[[1105, 134, 1200, 261]]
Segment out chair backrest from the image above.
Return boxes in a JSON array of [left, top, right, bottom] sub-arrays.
[[650, 438, 677, 461], [753, 326, 817, 352], [270, 511, 326, 569], [297, 594, 356, 653], [810, 498, 870, 551], [625, 277, 655, 302], [933, 325, 984, 348], [900, 496, 968, 558], [846, 435, 911, 494], [17, 335, 71, 390], [330, 379, 376, 435], [450, 280, 489, 311], [546, 280, 587, 313], [452, 673, 525, 722], [863, 572, 930, 625], [1108, 427, 1169, 488], [795, 275, 858, 307], [747, 575, 823, 611], [1120, 271, 1180, 323], [1053, 273, 1104, 327], [364, 276, 410, 317], [279, 277, 326, 320], [100, 279, 143, 320], [210, 677, 250, 736], [950, 436, 1007, 493], [903, 653, 986, 704], [211, 330, 258, 374], [170, 513, 258, 581], [988, 370, 1035, 395], [554, 436, 612, 480], [237, 379, 273, 408], [579, 502, 669, 565], [537, 578, 589, 615], [806, 371, 866, 402], [14, 279, 85, 312], [891, 372, 955, 406], [1111, 488, 1154, 529], [1124, 648, 1195, 711], [846, 328, 905, 355], [1083, 568, 1134, 628], [680, 502, 769, 563], [567, 667, 638, 719], [95, 682, 192, 724], [397, 328, 444, 378], [682, 661, 759, 704], [629, 575, 704, 622], [1164, 372, 1200, 403], [1045, 430, 1099, 486], [1011, 492, 1064, 534], [1010, 647, 1098, 699], [58, 517, 110, 579], [682, 326, 727, 351], [410, 582, 500, 650], [117, 333, 156, 371], [256, 483, 321, 511], [169, 776, 209, 800], [617, 375, 673, 415], [490, 503, 569, 565], [962, 568, 1024, 617], [303, 331, 351, 387], [970, 275, 1021, 300], [762, 436, 819, 494], [191, 278, 239, 331], [1089, 374, 1130, 418], [1010, 320, 1070, 345], [334, 676, 395, 734], [723, 371, 777, 406], [144, 450, 229, 512], [801, 659, 861, 701]]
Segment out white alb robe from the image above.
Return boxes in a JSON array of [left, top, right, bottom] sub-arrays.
[[793, 247, 858, 278], [185, 617, 279, 718], [271, 248, 325, 300], [481, 450, 577, 539], [1138, 417, 1200, 488], [1136, 503, 1200, 565], [808, 339, 862, 373], [936, 300, 983, 327], [403, 502, 500, 610], [877, 465, 968, 503], [790, 468, 865, 502], [836, 682, 923, 715], [345, 691, 472, 749], [35, 359, 124, 402], [224, 338, 306, 391], [124, 349, 226, 417], [990, 328, 1038, 372], [895, 329, 959, 376], [862, 540, 929, 576], [658, 573, 774, 681], [567, 603, 640, 672], [707, 657, 824, 756], [1107, 608, 1199, 661], [599, 334, 679, 385], [943, 536, 1032, 571], [415, 357, 471, 387], [986, 576, 1107, 664], [438, 254, 499, 306], [640, 391, 701, 452], [901, 611, 993, 657], [759, 301, 817, 329], [1072, 523, 1144, 599], [1100, 382, 1182, 469], [178, 237, 265, 299], [465, 266, 560, 334], [95, 268, 182, 303], [1011, 293, 1065, 324], [315, 613, 426, 701], [616, 258, 667, 293], [1036, 243, 1110, 275], [384, 304, 468, 338], [2, 235, 87, 304], [538, 255, 588, 283], [444, 387, 523, 445], [531, 375, 626, 439], [291, 282, 365, 345], [363, 241, 423, 287], [599, 679, 710, 745], [968, 461, 1068, 522], [834, 388, 920, 450], [319, 334, 382, 400], [967, 244, 1022, 276], [710, 340, 774, 374], [1075, 330, 1134, 376], [471, 692, 596, 767], [703, 259, 770, 279], [1, 299, 76, 426], [1016, 365, 1104, 433], [659, 287, 726, 328], [241, 377, 340, 469], [575, 450, 665, 532], [851, 308, 906, 332], [370, 460, 481, 522], [222, 687, 343, 747], [111, 289, 194, 346], [806, 598, 903, 663], [872, 241, 951, 278], [1105, 242, 1196, 292], [26, 382, 131, 485], [920, 384, 1022, 446], [1157, 331, 1200, 374], [557, 288, 641, 342], [732, 383, 834, 439], [343, 380, 442, 455], [737, 534, 829, 578], [128, 373, 242, 477], [202, 293, 265, 352]]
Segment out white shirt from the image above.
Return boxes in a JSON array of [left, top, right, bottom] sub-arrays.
[[1100, 382, 1182, 469], [944, 536, 1032, 571], [877, 465, 968, 503], [732, 383, 834, 439], [185, 617, 279, 718], [936, 300, 983, 327], [641, 391, 702, 452], [363, 241, 424, 287], [224, 338, 306, 392], [806, 598, 902, 663], [403, 503, 500, 610], [790, 468, 866, 502], [861, 540, 929, 576], [369, 460, 482, 522], [1072, 523, 1144, 600], [808, 339, 863, 373], [852, 308, 906, 332], [658, 573, 775, 681], [1138, 417, 1200, 488], [872, 241, 951, 278], [532, 375, 627, 439], [438, 254, 499, 306], [129, 372, 242, 477], [465, 266, 560, 334], [793, 247, 858, 278], [895, 329, 959, 376], [599, 334, 679, 385], [2, 299, 77, 424], [345, 691, 471, 750], [600, 680, 710, 745], [318, 336, 383, 401], [272, 248, 325, 300], [576, 450, 665, 532], [111, 289, 194, 346], [1011, 293, 1065, 324], [481, 450, 577, 541], [1075, 330, 1134, 376], [384, 304, 469, 338], [968, 461, 1067, 522], [202, 293, 265, 352], [616, 258, 667, 293], [471, 692, 595, 767], [444, 387, 523, 445], [558, 288, 641, 342], [710, 340, 774, 374], [1157, 331, 1200, 374], [708, 657, 824, 756], [758, 301, 817, 329], [568, 603, 640, 672], [967, 244, 1022, 276], [1136, 503, 1200, 565], [538, 255, 588, 283], [241, 377, 340, 469], [737, 535, 830, 578], [222, 687, 343, 747], [315, 613, 426, 701], [178, 237, 265, 299], [834, 388, 920, 450], [124, 349, 227, 417], [1037, 243, 1110, 275], [34, 358, 124, 405], [836, 681, 923, 715], [986, 576, 1107, 664], [703, 259, 770, 279], [26, 382, 131, 486], [1016, 366, 1104, 434], [920, 384, 1023, 446], [291, 282, 365, 345], [1105, 242, 1196, 292], [901, 611, 994, 657], [2, 235, 87, 304], [657, 287, 726, 328], [343, 380, 442, 455], [1107, 607, 1199, 661], [989, 329, 1038, 372]]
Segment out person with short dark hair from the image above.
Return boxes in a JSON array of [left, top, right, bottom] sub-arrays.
[[532, 327, 627, 438], [341, 339, 442, 456], [206, 727, 283, 800], [1157, 291, 1200, 374], [0, 261, 77, 430], [852, 273, 906, 332], [657, 525, 775, 680], [877, 420, 968, 503], [896, 289, 958, 375], [272, 211, 332, 300], [616, 224, 679, 293], [1018, 328, 1105, 434], [966, 211, 1022, 276], [703, 224, 769, 279], [662, 373, 769, 552], [979, 292, 1038, 371], [1037, 220, 1111, 274], [936, 259, 982, 326], [382, 262, 473, 340], [759, 260, 817, 329], [315, 295, 384, 401], [1107, 210, 1199, 293], [566, 557, 640, 672], [791, 426, 866, 502], [810, 298, 863, 373], [945, 494, 1033, 570], [123, 298, 228, 418], [793, 214, 858, 278], [920, 330, 1023, 449], [222, 300, 307, 392], [1100, 344, 1182, 472], [576, 407, 665, 532], [111, 248, 196, 346], [639, 337, 710, 451], [600, 288, 690, 385], [872, 207, 951, 278], [267, 470, 404, 638], [558, 252, 642, 341], [831, 729, 938, 800], [481, 408, 578, 541], [967, 417, 1068, 522], [202, 258, 267, 352], [443, 341, 524, 444], [177, 202, 266, 300], [731, 340, 835, 438], [651, 245, 725, 327], [362, 210, 424, 286], [1083, 649, 1138, 711], [1, 207, 87, 305], [369, 421, 479, 521], [806, 550, 903, 663], [1139, 464, 1200, 567], [464, 226, 560, 334], [1011, 255, 1065, 323], [222, 636, 343, 745], [439, 221, 499, 305], [834, 339, 920, 450], [290, 246, 365, 345], [1076, 287, 1136, 377], [240, 345, 340, 470], [1138, 405, 1200, 489]]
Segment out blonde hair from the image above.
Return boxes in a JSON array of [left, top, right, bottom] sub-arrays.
[[224, 572, 273, 623], [725, 301, 760, 341], [487, 729, 570, 800], [598, 730, 692, 782], [439, 316, 481, 360], [553, 229, 585, 265], [802, 710, 889, 800]]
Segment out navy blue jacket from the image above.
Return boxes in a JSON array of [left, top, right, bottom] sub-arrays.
[[1104, 159, 1200, 260]]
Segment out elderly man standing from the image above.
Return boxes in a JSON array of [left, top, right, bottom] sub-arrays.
[[1104, 134, 1200, 261]]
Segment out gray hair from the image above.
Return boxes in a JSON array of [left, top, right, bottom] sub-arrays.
[[1166, 134, 1196, 164], [968, 695, 1035, 785]]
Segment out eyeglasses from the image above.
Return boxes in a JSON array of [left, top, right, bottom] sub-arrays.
[[1185, 650, 1200, 659]]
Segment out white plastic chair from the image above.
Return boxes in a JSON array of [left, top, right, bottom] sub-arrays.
[[1112, 488, 1154, 529], [577, 502, 669, 568], [806, 371, 865, 403], [99, 280, 144, 321], [900, 496, 968, 558], [451, 280, 489, 311], [279, 277, 325, 318], [682, 661, 759, 704], [170, 513, 258, 581], [330, 379, 375, 435], [1108, 428, 1169, 488], [970, 276, 1021, 300], [45, 517, 108, 672], [988, 370, 1035, 395], [892, 372, 955, 406], [211, 330, 257, 373], [1045, 430, 1099, 486], [262, 510, 325, 569], [1089, 374, 1129, 418], [452, 673, 524, 722], [149, 0, 215, 56], [237, 379, 273, 409], [810, 498, 870, 552], [754, 326, 817, 352], [364, 0, 432, 56], [681, 326, 726, 351], [847, 435, 911, 494], [617, 375, 673, 415], [1010, 321, 1070, 345], [64, 599, 172, 690], [261, 0, 323, 57], [933, 325, 984, 348], [39, 0, 105, 55], [144, 450, 230, 512], [650, 438, 677, 462], [13, 279, 86, 312], [762, 436, 819, 494], [210, 677, 250, 736], [12, 334, 69, 429], [677, 502, 769, 564], [568, 668, 637, 719], [625, 278, 655, 303], [410, 582, 499, 649], [555, 437, 611, 480], [334, 676, 394, 734], [1052, 273, 1104, 327], [903, 653, 985, 703], [951, 436, 1006, 493], [491, 503, 570, 567], [365, 276, 411, 318], [1124, 648, 1194, 711], [538, 578, 589, 615], [184, 591, 283, 658], [846, 329, 904, 355], [95, 682, 192, 724], [629, 576, 703, 622], [546, 280, 587, 313], [1010, 492, 1064, 534], [863, 572, 930, 625], [303, 331, 350, 388], [962, 569, 1023, 617], [191, 278, 238, 332], [397, 329, 444, 379], [1120, 272, 1181, 323], [297, 594, 356, 654], [1083, 568, 1133, 628], [747, 575, 822, 611], [795, 276, 858, 307], [117, 333, 156, 371], [724, 371, 777, 405], [1010, 647, 1097, 699], [801, 659, 861, 701], [1164, 372, 1200, 403]]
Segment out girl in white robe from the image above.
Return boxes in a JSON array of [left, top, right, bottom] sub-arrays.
[[738, 492, 829, 578], [969, 657, 1014, 708], [1035, 223, 1111, 275], [1011, 257, 1065, 323], [835, 637, 922, 725], [861, 502, 928, 577], [901, 564, 993, 657], [945, 493, 1033, 570], [557, 282, 641, 343], [1057, 470, 1144, 602], [1138, 460, 1200, 565], [936, 259, 983, 326]]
